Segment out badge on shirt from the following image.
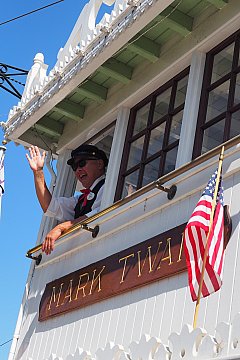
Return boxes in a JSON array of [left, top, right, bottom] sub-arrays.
[[87, 192, 95, 201]]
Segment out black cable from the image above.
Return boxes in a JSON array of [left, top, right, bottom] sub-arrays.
[[0, 338, 12, 347], [0, 0, 64, 26]]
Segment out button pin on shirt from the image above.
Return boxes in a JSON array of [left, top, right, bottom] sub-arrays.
[[87, 192, 95, 201]]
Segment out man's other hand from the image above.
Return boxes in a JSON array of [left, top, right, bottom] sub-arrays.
[[42, 227, 62, 255]]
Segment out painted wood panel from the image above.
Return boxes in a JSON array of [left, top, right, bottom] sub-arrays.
[[13, 153, 240, 359]]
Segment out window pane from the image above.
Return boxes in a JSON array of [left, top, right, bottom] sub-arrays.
[[202, 119, 225, 154], [169, 111, 183, 144], [142, 158, 160, 187], [148, 122, 166, 157], [133, 102, 151, 135], [174, 75, 189, 109], [230, 109, 240, 138], [234, 72, 240, 106], [153, 88, 171, 122], [163, 147, 178, 175], [127, 136, 145, 170], [211, 43, 234, 83], [206, 80, 230, 121], [94, 127, 115, 158], [122, 170, 139, 198]]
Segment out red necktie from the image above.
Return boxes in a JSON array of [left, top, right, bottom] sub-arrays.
[[80, 189, 91, 207]]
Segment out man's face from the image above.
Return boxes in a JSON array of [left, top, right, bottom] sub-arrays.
[[74, 158, 105, 188]]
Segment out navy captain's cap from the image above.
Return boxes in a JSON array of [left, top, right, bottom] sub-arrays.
[[67, 144, 108, 167]]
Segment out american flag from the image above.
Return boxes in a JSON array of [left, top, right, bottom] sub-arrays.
[[0, 148, 5, 217], [184, 170, 224, 301]]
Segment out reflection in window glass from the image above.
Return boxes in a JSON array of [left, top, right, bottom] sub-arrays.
[[163, 147, 178, 175], [127, 136, 145, 170], [148, 122, 166, 157], [175, 75, 189, 109], [202, 120, 225, 154], [211, 43, 234, 83], [230, 109, 240, 138], [153, 88, 171, 122], [169, 111, 183, 144], [94, 127, 115, 159], [133, 102, 151, 135], [75, 123, 115, 193], [206, 80, 230, 121], [122, 170, 139, 198], [234, 72, 240, 106], [116, 68, 190, 201], [142, 158, 160, 187], [194, 31, 240, 159]]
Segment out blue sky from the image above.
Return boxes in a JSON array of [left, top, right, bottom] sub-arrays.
[[0, 1, 111, 358]]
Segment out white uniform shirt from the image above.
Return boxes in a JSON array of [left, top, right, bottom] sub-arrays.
[[45, 175, 105, 222]]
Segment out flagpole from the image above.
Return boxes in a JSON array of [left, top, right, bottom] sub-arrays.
[[0, 145, 6, 218], [193, 145, 224, 329]]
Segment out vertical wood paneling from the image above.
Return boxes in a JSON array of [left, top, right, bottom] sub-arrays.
[[107, 307, 121, 343], [131, 290, 148, 341], [83, 314, 97, 351], [141, 289, 156, 336], [64, 321, 76, 357], [150, 279, 168, 341], [114, 300, 129, 346], [93, 311, 104, 351], [14, 165, 240, 359], [170, 273, 188, 334], [223, 172, 240, 323], [96, 306, 112, 350], [159, 278, 177, 344], [121, 296, 138, 347]]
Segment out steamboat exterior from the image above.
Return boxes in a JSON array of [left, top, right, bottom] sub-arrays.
[[2, 0, 240, 359]]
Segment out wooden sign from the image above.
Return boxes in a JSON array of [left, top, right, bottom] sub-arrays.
[[39, 223, 187, 321]]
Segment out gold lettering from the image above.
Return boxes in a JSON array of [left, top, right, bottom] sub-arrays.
[[61, 279, 73, 305], [47, 282, 64, 310], [150, 241, 163, 272], [157, 237, 172, 269], [119, 253, 134, 283], [177, 233, 184, 262], [137, 246, 152, 277], [89, 266, 105, 295], [74, 273, 90, 300]]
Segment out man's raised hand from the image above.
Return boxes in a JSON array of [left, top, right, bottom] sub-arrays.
[[26, 145, 46, 172]]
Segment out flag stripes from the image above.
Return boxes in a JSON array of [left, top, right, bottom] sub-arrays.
[[184, 170, 224, 301]]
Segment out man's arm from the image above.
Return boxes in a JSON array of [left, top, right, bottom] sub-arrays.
[[42, 215, 87, 255], [26, 145, 52, 212]]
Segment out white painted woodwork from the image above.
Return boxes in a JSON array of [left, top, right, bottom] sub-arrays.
[[5, 0, 240, 148], [100, 107, 130, 209], [176, 51, 206, 168], [7, 1, 240, 359], [12, 146, 240, 360]]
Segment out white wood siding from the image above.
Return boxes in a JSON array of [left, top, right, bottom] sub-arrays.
[[14, 147, 240, 360]]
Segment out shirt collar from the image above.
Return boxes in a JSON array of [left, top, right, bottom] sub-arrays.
[[90, 174, 105, 191]]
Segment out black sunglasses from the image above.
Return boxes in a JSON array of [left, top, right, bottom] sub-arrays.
[[71, 159, 87, 171]]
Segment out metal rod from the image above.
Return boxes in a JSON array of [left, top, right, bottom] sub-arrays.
[[26, 253, 42, 265], [26, 135, 240, 258]]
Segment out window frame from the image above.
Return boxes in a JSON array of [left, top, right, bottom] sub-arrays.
[[193, 29, 240, 159], [115, 67, 190, 201]]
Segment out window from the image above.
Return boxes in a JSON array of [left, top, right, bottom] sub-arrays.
[[74, 121, 115, 193], [115, 69, 189, 200], [193, 29, 240, 157]]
